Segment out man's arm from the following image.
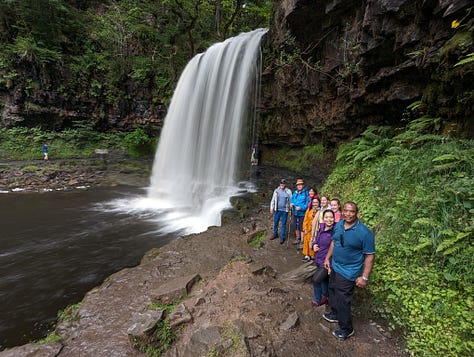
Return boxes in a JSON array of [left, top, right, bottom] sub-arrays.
[[324, 240, 334, 271], [355, 253, 375, 288]]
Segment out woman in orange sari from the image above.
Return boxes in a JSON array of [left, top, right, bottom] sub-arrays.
[[302, 197, 320, 261]]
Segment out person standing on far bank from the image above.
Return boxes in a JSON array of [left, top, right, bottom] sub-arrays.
[[270, 179, 292, 244], [323, 201, 375, 340], [42, 143, 49, 161]]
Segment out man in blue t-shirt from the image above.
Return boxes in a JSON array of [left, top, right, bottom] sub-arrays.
[[323, 201, 375, 340]]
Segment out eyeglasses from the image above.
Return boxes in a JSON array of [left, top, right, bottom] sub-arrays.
[[339, 233, 345, 247]]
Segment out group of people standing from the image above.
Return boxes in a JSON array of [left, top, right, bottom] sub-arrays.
[[269, 178, 375, 340]]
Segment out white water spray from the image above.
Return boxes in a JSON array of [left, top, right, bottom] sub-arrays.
[[111, 29, 267, 235]]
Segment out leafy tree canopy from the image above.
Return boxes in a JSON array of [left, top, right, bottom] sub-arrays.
[[0, 0, 271, 109]]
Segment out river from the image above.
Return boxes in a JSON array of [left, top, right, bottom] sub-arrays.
[[0, 186, 176, 350]]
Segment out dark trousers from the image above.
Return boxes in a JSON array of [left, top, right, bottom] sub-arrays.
[[328, 270, 355, 331]]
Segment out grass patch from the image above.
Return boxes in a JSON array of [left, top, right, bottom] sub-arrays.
[[132, 301, 180, 356], [207, 323, 246, 356], [34, 301, 82, 346], [247, 231, 267, 249], [131, 319, 175, 357], [57, 302, 82, 323], [148, 300, 181, 314], [36, 332, 62, 344]]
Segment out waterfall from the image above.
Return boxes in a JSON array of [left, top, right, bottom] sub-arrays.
[[144, 29, 267, 234]]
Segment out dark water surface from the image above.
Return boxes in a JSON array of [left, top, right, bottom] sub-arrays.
[[0, 186, 175, 350]]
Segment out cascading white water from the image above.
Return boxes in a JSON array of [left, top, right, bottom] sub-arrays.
[[140, 29, 267, 234]]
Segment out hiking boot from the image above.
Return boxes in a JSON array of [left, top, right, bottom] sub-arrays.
[[322, 312, 338, 323], [269, 233, 278, 240], [279, 239, 285, 244], [332, 328, 354, 340], [320, 294, 329, 305], [312, 300, 320, 307]]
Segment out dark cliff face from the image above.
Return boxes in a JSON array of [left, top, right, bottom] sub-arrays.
[[0, 79, 166, 131], [260, 0, 474, 146]]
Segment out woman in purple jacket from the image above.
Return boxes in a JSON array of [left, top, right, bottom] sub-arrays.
[[311, 209, 335, 307]]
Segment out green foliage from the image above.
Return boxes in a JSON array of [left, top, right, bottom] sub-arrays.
[[323, 120, 474, 356], [36, 332, 62, 344], [6, 35, 61, 65], [337, 125, 392, 164], [0, 0, 271, 107], [132, 319, 175, 357], [265, 144, 325, 172], [248, 231, 267, 249], [57, 302, 82, 323], [0, 125, 154, 160], [149, 300, 181, 314], [439, 30, 472, 59], [455, 52, 474, 67], [136, 300, 179, 356], [122, 127, 156, 158], [208, 322, 246, 356]]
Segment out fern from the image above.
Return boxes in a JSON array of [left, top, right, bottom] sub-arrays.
[[411, 134, 445, 146], [432, 153, 459, 162], [407, 116, 440, 132], [337, 126, 393, 163], [436, 231, 472, 256], [454, 53, 474, 67], [407, 100, 422, 110]]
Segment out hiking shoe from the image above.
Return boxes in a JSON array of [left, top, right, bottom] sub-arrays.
[[279, 239, 285, 244], [320, 294, 329, 305], [333, 328, 354, 340], [322, 312, 338, 323], [270, 234, 278, 240]]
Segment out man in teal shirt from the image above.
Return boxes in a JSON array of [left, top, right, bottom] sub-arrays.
[[323, 201, 375, 340]]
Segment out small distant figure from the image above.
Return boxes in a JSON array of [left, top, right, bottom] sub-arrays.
[[251, 145, 260, 166], [42, 143, 49, 161]]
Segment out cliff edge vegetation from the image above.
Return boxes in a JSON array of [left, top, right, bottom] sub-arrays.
[[322, 118, 474, 356]]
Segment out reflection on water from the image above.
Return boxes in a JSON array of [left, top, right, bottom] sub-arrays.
[[0, 187, 176, 350]]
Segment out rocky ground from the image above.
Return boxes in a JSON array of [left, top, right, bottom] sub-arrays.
[[0, 161, 408, 356]]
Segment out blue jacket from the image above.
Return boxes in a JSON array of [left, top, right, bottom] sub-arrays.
[[290, 189, 309, 217]]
